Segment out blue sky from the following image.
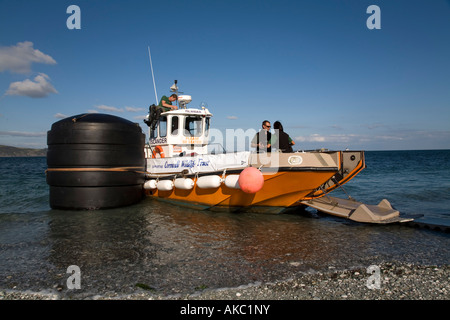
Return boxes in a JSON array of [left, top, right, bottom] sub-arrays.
[[0, 0, 449, 151]]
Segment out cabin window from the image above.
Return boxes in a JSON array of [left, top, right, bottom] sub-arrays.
[[159, 116, 167, 137], [205, 117, 210, 137], [184, 116, 203, 137], [171, 116, 179, 135]]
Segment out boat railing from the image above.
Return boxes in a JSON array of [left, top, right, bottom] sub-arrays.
[[207, 143, 227, 155]]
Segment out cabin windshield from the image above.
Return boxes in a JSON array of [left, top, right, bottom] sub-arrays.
[[150, 116, 167, 138], [184, 116, 203, 137], [159, 116, 167, 137]]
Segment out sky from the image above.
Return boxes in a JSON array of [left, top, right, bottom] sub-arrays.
[[0, 0, 449, 151]]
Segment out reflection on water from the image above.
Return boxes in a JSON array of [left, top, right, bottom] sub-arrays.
[[1, 197, 449, 297]]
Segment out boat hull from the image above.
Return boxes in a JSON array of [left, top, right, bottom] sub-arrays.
[[144, 150, 365, 213], [144, 170, 336, 213]]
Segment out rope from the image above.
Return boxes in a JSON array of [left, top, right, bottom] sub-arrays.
[[71, 114, 90, 122], [46, 167, 147, 174]]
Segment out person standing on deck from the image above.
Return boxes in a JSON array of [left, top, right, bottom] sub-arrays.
[[272, 121, 295, 153], [251, 120, 272, 153]]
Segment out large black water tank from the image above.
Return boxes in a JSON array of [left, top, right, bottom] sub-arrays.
[[46, 113, 146, 209]]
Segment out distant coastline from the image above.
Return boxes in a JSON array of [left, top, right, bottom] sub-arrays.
[[0, 145, 46, 157], [0, 145, 448, 157]]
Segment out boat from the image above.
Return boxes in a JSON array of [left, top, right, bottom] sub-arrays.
[[141, 81, 412, 223]]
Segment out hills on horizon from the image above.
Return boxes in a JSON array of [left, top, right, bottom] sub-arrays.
[[0, 145, 47, 157]]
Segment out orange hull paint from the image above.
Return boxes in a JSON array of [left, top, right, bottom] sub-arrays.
[[145, 170, 336, 211]]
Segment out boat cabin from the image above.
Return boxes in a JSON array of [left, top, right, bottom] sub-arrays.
[[146, 96, 213, 158]]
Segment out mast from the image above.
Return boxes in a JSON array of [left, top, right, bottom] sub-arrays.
[[148, 46, 158, 105]]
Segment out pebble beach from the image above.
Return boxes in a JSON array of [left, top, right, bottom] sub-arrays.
[[1, 262, 448, 300]]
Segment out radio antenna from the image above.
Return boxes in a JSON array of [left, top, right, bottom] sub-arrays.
[[148, 46, 158, 104]]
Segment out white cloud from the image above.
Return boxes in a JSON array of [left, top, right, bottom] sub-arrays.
[[0, 130, 46, 137], [295, 133, 326, 142], [6, 73, 58, 98], [330, 124, 343, 130], [295, 133, 366, 144], [125, 106, 144, 112], [363, 123, 390, 130], [227, 116, 238, 120], [54, 113, 68, 119], [0, 41, 56, 74], [96, 105, 124, 113], [291, 127, 450, 150]]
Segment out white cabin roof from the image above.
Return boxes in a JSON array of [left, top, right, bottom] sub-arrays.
[[161, 108, 212, 117]]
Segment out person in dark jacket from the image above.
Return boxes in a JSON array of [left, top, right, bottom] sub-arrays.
[[251, 120, 272, 153], [144, 94, 178, 130], [273, 121, 295, 153]]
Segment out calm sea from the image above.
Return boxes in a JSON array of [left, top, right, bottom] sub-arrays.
[[0, 150, 449, 298]]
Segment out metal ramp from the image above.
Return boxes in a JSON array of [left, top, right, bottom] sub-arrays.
[[301, 196, 414, 224]]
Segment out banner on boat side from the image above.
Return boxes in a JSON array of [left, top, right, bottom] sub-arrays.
[[147, 152, 251, 175]]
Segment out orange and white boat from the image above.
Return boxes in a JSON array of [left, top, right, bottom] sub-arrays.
[[141, 82, 412, 223]]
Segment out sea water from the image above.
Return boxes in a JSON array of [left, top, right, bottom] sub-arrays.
[[0, 151, 449, 297]]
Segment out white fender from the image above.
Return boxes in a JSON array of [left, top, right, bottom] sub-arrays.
[[196, 175, 222, 189], [224, 175, 240, 189], [157, 180, 174, 191], [174, 178, 195, 190], [144, 180, 157, 190]]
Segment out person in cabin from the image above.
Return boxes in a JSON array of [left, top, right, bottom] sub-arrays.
[[251, 120, 272, 153], [146, 94, 178, 129], [272, 121, 295, 153]]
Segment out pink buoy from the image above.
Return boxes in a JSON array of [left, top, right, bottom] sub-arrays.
[[238, 167, 264, 194]]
